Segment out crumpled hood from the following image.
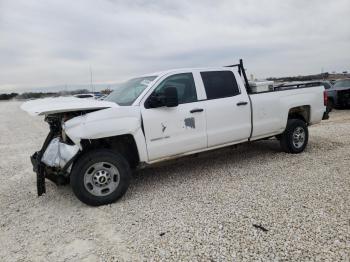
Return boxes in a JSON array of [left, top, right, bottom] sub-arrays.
[[20, 96, 118, 116], [63, 106, 141, 147]]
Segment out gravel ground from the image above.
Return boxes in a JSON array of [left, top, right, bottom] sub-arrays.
[[0, 101, 349, 261]]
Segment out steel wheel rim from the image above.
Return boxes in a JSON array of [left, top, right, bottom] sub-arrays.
[[83, 162, 120, 197], [292, 126, 305, 149]]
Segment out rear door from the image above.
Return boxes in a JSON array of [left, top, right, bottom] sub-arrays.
[[141, 72, 207, 161], [200, 70, 251, 147]]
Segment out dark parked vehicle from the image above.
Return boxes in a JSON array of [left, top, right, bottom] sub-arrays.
[[324, 79, 350, 111], [318, 80, 333, 90]]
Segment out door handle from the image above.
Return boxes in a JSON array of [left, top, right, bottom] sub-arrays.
[[236, 101, 248, 106], [190, 108, 204, 113]]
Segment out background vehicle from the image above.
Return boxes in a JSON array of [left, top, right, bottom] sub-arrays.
[[324, 79, 350, 110], [73, 93, 96, 99], [21, 60, 328, 206], [319, 80, 333, 90], [74, 93, 103, 99], [97, 94, 108, 100]]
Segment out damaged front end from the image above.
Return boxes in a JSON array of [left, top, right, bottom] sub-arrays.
[[20, 96, 118, 196], [31, 113, 81, 196]]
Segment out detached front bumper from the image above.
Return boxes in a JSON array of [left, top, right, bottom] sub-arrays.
[[30, 131, 80, 196], [31, 151, 69, 196], [30, 151, 40, 173]]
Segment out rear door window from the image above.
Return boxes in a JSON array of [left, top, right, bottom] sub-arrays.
[[200, 71, 240, 100]]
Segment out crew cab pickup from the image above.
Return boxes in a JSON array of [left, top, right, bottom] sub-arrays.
[[21, 60, 329, 206]]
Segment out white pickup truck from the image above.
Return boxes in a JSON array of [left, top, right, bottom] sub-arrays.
[[22, 60, 329, 206]]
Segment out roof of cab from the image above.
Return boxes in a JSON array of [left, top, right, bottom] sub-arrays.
[[139, 67, 235, 78]]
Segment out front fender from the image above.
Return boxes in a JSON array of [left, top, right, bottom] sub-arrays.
[[64, 107, 148, 162]]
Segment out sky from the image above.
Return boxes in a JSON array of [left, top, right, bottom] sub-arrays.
[[0, 0, 349, 92]]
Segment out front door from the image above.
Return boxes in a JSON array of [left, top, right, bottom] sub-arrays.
[[141, 73, 207, 161]]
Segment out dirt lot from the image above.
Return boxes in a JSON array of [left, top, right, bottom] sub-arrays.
[[0, 101, 349, 261]]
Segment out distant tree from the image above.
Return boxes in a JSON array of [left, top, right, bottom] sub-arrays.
[[0, 93, 18, 100], [16, 89, 93, 99], [17, 92, 58, 99], [101, 88, 112, 95], [267, 72, 330, 82], [70, 89, 90, 95]]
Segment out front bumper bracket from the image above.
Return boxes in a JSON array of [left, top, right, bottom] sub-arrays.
[[30, 130, 55, 196], [31, 152, 46, 196]]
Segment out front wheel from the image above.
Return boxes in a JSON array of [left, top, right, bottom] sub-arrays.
[[70, 149, 131, 206], [280, 119, 309, 154]]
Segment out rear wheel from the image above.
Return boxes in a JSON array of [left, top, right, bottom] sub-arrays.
[[70, 149, 131, 206], [280, 119, 308, 154]]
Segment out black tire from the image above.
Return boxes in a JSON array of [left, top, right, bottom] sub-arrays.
[[280, 119, 309, 154], [70, 149, 131, 206]]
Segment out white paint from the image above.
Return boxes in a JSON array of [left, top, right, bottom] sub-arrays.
[[63, 106, 149, 163], [20, 96, 118, 116], [200, 70, 251, 147], [21, 66, 326, 166], [250, 86, 325, 139], [141, 102, 207, 161]]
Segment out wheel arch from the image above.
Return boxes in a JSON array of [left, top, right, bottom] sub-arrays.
[[288, 105, 310, 123], [79, 134, 141, 169]]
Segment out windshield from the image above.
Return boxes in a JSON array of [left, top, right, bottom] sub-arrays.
[[105, 76, 157, 106], [334, 80, 350, 89]]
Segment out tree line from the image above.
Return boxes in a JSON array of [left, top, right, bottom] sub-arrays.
[[0, 89, 91, 100]]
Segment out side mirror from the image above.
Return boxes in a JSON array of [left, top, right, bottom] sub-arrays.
[[147, 95, 162, 108], [147, 86, 178, 108], [164, 86, 178, 107]]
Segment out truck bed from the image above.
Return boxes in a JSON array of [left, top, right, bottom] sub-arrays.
[[249, 85, 325, 140]]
